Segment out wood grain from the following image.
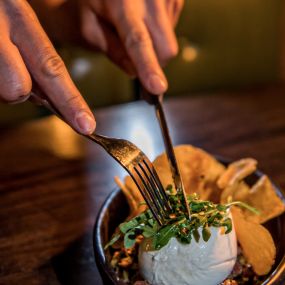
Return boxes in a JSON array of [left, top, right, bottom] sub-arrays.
[[1, 86, 285, 284]]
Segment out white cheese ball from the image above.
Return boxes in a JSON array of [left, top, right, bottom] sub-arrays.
[[139, 225, 237, 285]]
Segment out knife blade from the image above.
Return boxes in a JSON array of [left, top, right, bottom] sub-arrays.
[[142, 89, 191, 219]]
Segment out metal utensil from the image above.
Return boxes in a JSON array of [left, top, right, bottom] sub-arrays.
[[142, 89, 191, 219], [29, 92, 171, 225]]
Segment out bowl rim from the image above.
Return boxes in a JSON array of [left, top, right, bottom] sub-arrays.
[[94, 188, 121, 284], [93, 158, 285, 285]]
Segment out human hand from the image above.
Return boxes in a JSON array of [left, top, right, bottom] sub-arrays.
[[79, 0, 184, 95], [0, 1, 96, 134]]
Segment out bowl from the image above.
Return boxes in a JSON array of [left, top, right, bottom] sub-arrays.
[[93, 161, 285, 285]]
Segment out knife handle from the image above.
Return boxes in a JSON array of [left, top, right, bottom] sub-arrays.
[[140, 86, 163, 105]]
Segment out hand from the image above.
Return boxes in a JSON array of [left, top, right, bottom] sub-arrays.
[[79, 0, 184, 95], [0, 1, 96, 134]]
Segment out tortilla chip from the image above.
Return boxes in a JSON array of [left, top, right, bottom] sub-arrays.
[[220, 181, 251, 204], [218, 158, 257, 189], [231, 207, 276, 275], [243, 175, 285, 224], [123, 176, 147, 215], [114, 176, 138, 214], [153, 145, 225, 202], [120, 145, 225, 213]]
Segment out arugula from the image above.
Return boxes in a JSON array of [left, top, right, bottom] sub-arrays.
[[105, 185, 259, 250]]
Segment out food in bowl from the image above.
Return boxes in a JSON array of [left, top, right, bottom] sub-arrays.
[[104, 145, 285, 285]]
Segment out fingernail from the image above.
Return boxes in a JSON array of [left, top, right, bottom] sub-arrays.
[[75, 111, 96, 134], [147, 74, 168, 94]]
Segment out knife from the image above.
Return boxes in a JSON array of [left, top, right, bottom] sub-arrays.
[[142, 88, 191, 219]]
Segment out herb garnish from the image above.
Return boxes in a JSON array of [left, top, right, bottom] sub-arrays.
[[105, 186, 259, 251]]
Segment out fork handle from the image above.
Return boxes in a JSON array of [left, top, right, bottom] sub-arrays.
[[29, 92, 110, 148], [29, 92, 65, 122]]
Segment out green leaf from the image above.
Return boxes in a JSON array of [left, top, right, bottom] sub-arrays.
[[104, 234, 121, 250], [166, 184, 174, 193], [142, 225, 156, 238], [217, 204, 227, 211], [202, 226, 211, 242], [119, 219, 139, 234], [227, 201, 260, 215], [190, 202, 204, 212], [124, 231, 137, 248], [155, 224, 178, 250], [222, 218, 232, 234]]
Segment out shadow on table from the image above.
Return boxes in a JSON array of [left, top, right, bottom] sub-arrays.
[[51, 232, 103, 285]]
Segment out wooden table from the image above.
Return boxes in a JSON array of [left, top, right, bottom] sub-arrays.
[[1, 86, 285, 285]]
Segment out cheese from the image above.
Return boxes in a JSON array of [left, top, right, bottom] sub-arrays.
[[139, 225, 237, 285]]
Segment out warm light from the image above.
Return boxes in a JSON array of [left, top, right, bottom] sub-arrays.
[[26, 116, 84, 159], [47, 118, 83, 159], [70, 58, 92, 80], [182, 45, 198, 62]]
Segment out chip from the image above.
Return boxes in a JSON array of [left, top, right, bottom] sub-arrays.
[[123, 176, 147, 216], [153, 145, 225, 202], [114, 176, 139, 215], [242, 175, 285, 224], [220, 181, 250, 204], [218, 158, 257, 189], [231, 206, 276, 275]]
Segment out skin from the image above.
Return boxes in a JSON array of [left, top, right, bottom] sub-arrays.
[[0, 0, 96, 134], [79, 0, 184, 92], [0, 0, 184, 134]]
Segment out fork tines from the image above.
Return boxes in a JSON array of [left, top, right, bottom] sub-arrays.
[[131, 158, 172, 225]]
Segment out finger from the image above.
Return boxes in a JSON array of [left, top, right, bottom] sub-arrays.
[[0, 23, 32, 103], [145, 0, 178, 65], [168, 0, 184, 27], [110, 3, 168, 95], [7, 1, 95, 134], [80, 5, 136, 77], [99, 20, 136, 77], [80, 3, 108, 51], [166, 0, 174, 24]]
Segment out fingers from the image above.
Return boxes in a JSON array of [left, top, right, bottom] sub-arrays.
[[7, 1, 96, 134], [173, 0, 184, 26], [80, 4, 136, 76], [99, 21, 137, 77], [145, 0, 178, 65], [166, 0, 184, 26], [110, 3, 168, 95], [80, 3, 107, 51], [0, 38, 32, 104]]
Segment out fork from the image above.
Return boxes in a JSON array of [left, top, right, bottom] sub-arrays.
[[29, 92, 171, 225]]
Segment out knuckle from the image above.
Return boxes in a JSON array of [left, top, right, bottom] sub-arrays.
[[125, 28, 151, 49], [39, 49, 66, 79]]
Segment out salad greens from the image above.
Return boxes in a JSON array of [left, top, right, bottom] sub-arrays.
[[105, 185, 259, 251]]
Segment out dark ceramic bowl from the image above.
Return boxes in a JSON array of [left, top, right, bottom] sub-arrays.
[[94, 161, 285, 285]]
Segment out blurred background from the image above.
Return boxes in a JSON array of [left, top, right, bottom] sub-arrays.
[[1, 0, 285, 125]]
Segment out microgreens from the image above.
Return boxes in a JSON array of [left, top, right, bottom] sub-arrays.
[[105, 185, 259, 251]]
